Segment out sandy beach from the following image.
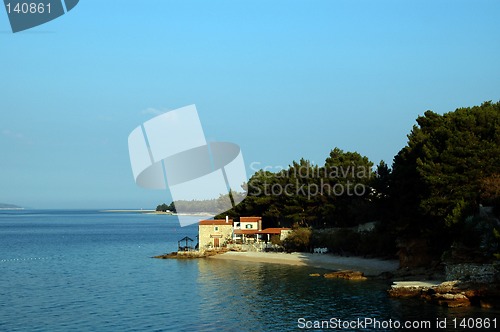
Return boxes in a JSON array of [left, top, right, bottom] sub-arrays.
[[210, 251, 399, 276]]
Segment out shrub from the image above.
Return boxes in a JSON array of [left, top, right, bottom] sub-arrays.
[[283, 227, 312, 252], [311, 225, 397, 258], [270, 235, 282, 246]]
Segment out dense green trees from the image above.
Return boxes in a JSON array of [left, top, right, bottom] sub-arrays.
[[390, 101, 500, 260], [226, 148, 381, 228], [394, 102, 500, 224], [156, 202, 176, 212]]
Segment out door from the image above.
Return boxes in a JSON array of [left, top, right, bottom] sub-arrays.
[[214, 238, 220, 248]]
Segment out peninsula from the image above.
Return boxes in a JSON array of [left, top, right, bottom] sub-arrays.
[[0, 203, 23, 210]]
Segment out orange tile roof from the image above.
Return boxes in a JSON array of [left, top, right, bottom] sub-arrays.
[[240, 216, 262, 222], [199, 219, 233, 226], [260, 228, 291, 234], [234, 228, 291, 235]]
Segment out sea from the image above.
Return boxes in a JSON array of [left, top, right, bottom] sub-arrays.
[[0, 210, 498, 331]]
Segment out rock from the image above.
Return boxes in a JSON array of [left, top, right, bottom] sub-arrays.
[[153, 249, 226, 259], [387, 281, 440, 298], [153, 252, 178, 259], [431, 293, 470, 308], [480, 300, 493, 308], [387, 286, 423, 298], [433, 280, 459, 294], [324, 270, 368, 280], [388, 279, 500, 309], [396, 238, 434, 268], [309, 273, 321, 277]]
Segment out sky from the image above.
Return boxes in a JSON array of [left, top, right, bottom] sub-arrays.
[[1, 0, 499, 209]]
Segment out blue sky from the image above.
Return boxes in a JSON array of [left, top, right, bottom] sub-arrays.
[[1, 0, 499, 209]]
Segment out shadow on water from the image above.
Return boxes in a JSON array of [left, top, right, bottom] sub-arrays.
[[194, 257, 500, 331]]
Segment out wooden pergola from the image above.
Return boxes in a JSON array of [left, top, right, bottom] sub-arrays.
[[178, 236, 194, 251]]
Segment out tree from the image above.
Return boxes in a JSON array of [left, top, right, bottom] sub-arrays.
[[283, 227, 312, 252], [322, 148, 375, 227], [222, 148, 377, 229], [390, 101, 500, 260], [168, 202, 176, 213], [156, 203, 170, 212]]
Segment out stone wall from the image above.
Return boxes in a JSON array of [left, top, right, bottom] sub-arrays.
[[198, 224, 233, 248], [445, 263, 499, 283]]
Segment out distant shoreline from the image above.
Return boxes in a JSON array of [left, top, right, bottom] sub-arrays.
[[101, 210, 214, 216], [101, 209, 156, 213]]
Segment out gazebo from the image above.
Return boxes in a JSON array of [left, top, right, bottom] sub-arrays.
[[178, 236, 194, 251]]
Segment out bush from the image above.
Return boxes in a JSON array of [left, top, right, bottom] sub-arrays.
[[270, 235, 282, 246], [311, 228, 360, 255], [311, 225, 397, 258], [329, 229, 361, 255], [455, 215, 500, 260], [357, 229, 397, 258], [283, 227, 312, 252]]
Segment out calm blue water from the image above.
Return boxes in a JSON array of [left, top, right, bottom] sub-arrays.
[[0, 210, 498, 331]]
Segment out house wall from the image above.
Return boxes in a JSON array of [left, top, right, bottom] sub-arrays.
[[240, 221, 259, 230], [280, 230, 292, 241], [198, 224, 233, 249]]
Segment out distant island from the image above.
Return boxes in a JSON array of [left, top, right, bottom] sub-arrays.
[[0, 203, 23, 210], [155, 200, 226, 215]]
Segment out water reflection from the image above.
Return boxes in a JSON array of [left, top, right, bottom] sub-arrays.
[[196, 258, 500, 331], [196, 258, 392, 330]]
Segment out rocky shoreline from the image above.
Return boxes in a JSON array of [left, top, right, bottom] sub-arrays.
[[309, 270, 369, 280], [154, 249, 500, 308], [153, 248, 240, 259], [388, 262, 500, 309], [388, 280, 500, 308]]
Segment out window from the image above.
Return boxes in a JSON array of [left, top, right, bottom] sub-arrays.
[[214, 226, 219, 231], [245, 224, 253, 229]]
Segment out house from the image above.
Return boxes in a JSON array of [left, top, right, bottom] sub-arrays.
[[233, 216, 262, 243], [259, 228, 292, 242], [239, 216, 262, 230], [198, 215, 292, 250], [233, 216, 291, 244], [198, 217, 233, 249]]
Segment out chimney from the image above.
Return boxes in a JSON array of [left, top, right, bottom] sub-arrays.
[[258, 218, 262, 231], [226, 215, 229, 223]]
